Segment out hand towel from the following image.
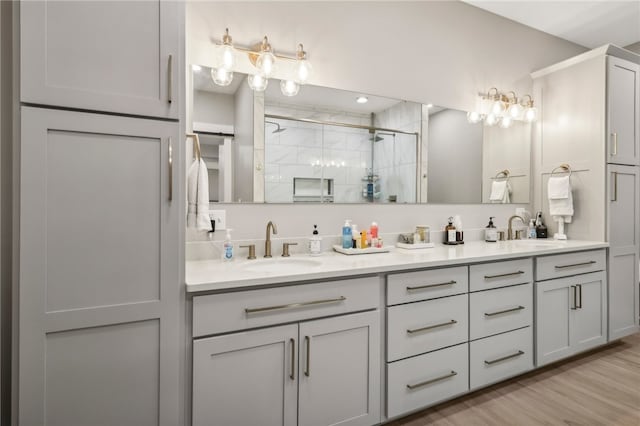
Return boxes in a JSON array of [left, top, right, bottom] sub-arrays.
[[187, 157, 211, 231], [490, 180, 511, 203], [548, 176, 573, 222]]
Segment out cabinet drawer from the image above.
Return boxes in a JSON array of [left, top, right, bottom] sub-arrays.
[[387, 266, 468, 305], [387, 294, 468, 361], [470, 327, 533, 390], [470, 283, 532, 340], [470, 259, 532, 292], [193, 277, 379, 337], [387, 343, 468, 419], [536, 249, 606, 281]]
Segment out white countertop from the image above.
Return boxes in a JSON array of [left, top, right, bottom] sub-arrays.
[[185, 240, 608, 293]]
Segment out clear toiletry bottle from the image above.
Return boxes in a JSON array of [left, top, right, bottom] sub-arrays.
[[342, 220, 352, 249], [309, 225, 322, 256], [351, 223, 359, 249], [528, 219, 537, 239], [485, 217, 498, 242], [454, 215, 464, 244], [222, 229, 234, 261]]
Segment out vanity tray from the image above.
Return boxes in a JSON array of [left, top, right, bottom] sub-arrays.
[[332, 245, 391, 255], [395, 242, 435, 249]]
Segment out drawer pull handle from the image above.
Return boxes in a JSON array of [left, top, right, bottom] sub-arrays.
[[289, 338, 295, 380], [406, 280, 457, 291], [576, 284, 582, 309], [407, 370, 457, 390], [407, 319, 457, 334], [484, 271, 525, 280], [304, 336, 311, 377], [554, 261, 596, 269], [245, 296, 346, 315], [484, 306, 525, 317], [168, 54, 173, 104], [485, 350, 525, 365], [168, 138, 173, 201]]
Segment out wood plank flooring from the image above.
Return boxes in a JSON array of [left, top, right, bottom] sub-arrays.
[[391, 334, 640, 426]]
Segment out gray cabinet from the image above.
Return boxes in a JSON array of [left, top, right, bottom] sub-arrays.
[[535, 271, 607, 366], [607, 56, 640, 166], [20, 0, 180, 118], [19, 107, 180, 425], [607, 164, 640, 339]]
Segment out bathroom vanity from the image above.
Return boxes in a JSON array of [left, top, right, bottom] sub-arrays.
[[186, 241, 608, 425]]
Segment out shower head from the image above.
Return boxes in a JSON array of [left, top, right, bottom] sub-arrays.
[[369, 131, 395, 142], [266, 121, 287, 134], [369, 135, 385, 142]]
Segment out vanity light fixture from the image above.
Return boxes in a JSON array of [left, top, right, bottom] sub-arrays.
[[356, 96, 369, 104], [467, 88, 537, 127], [210, 28, 312, 97]]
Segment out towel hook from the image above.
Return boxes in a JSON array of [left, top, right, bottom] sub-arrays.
[[494, 169, 510, 180], [186, 133, 202, 161], [551, 163, 572, 177]]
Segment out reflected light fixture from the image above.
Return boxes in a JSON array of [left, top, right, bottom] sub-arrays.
[[426, 103, 434, 108], [210, 29, 312, 97], [356, 96, 369, 104], [467, 111, 483, 124], [467, 87, 536, 127], [521, 95, 537, 122], [499, 115, 513, 129], [192, 64, 202, 72], [507, 91, 523, 118], [485, 113, 499, 127]]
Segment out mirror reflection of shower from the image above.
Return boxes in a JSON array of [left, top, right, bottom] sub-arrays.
[[266, 120, 287, 134]]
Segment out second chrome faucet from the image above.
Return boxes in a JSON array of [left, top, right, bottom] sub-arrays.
[[265, 221, 278, 258]]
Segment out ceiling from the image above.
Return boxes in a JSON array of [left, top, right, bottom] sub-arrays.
[[463, 1, 640, 49]]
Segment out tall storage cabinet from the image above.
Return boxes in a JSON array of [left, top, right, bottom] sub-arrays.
[[18, 1, 184, 424], [532, 46, 640, 341]]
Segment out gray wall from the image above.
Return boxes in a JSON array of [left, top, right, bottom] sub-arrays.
[[193, 90, 234, 127], [233, 78, 254, 202], [625, 42, 640, 55], [427, 109, 482, 203]]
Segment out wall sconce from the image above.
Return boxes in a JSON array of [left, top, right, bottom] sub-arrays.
[[210, 28, 312, 97], [467, 88, 537, 127]]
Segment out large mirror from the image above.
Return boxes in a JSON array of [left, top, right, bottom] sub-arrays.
[[190, 65, 531, 204]]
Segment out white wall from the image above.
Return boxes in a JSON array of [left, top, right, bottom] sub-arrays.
[[185, 0, 587, 242], [232, 79, 254, 202], [193, 90, 234, 127]]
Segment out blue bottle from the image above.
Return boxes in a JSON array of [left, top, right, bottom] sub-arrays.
[[342, 220, 352, 249]]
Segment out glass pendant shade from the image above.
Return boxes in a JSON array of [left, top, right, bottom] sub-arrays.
[[248, 74, 268, 91], [508, 103, 523, 119], [280, 80, 300, 97], [491, 100, 506, 115], [216, 44, 235, 70], [524, 107, 537, 122], [295, 59, 312, 84], [499, 116, 513, 129], [485, 113, 499, 126], [467, 111, 482, 124], [256, 51, 276, 77], [211, 67, 233, 86]]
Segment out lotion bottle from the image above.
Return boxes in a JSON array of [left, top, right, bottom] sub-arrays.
[[485, 217, 497, 242], [222, 229, 234, 261], [342, 220, 352, 249]]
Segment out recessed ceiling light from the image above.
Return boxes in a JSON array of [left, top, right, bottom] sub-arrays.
[[426, 103, 434, 108], [356, 96, 368, 104], [192, 64, 202, 72]]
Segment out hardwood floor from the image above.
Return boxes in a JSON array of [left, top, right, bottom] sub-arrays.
[[390, 334, 640, 426]]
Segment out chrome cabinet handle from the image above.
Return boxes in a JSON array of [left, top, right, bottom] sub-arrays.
[[484, 306, 525, 317], [611, 132, 617, 156], [406, 280, 456, 291], [168, 54, 173, 104], [612, 172, 618, 202], [407, 319, 457, 334], [484, 350, 525, 365], [484, 271, 525, 280], [245, 296, 346, 315], [304, 336, 310, 377], [576, 284, 582, 309], [555, 261, 596, 269], [168, 138, 173, 201], [570, 285, 577, 310], [289, 338, 295, 380], [407, 370, 457, 390]]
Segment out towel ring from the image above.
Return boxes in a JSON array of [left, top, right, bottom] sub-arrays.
[[494, 169, 510, 180], [551, 163, 572, 177], [186, 133, 202, 161]]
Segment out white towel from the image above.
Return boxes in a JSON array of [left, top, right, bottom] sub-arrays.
[[187, 157, 211, 230], [489, 180, 511, 203], [548, 176, 573, 223]]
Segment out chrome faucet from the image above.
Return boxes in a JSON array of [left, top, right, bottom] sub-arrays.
[[265, 221, 278, 258], [507, 215, 525, 240]]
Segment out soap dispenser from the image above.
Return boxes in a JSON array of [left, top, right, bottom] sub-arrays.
[[342, 220, 352, 249], [485, 217, 498, 242], [222, 229, 234, 261], [309, 225, 322, 256], [444, 217, 457, 245]]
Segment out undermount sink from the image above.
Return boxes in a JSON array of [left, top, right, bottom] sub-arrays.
[[241, 257, 323, 273], [512, 239, 567, 248]]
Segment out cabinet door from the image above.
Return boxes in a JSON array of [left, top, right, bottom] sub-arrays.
[[21, 0, 180, 118], [607, 56, 640, 165], [298, 311, 380, 426], [192, 325, 298, 426], [571, 272, 608, 352], [536, 279, 573, 366], [19, 107, 180, 426], [607, 165, 640, 339]]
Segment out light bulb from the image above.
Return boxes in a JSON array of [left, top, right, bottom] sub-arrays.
[[507, 103, 523, 119], [467, 111, 482, 124], [295, 59, 312, 84], [524, 107, 537, 122], [256, 51, 276, 77], [211, 67, 233, 86], [280, 80, 300, 97], [216, 45, 235, 70], [491, 100, 506, 115], [499, 116, 513, 128], [485, 113, 499, 126], [247, 74, 268, 91]]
